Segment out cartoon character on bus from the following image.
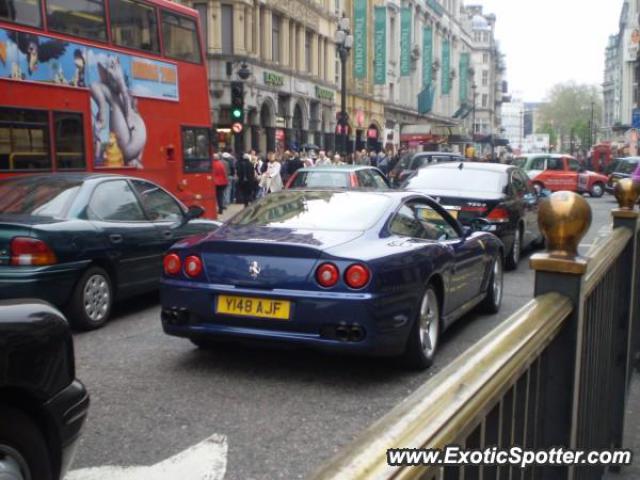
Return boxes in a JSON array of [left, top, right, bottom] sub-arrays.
[[7, 31, 67, 78], [90, 54, 147, 168]]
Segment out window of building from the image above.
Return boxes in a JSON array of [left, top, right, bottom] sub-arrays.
[[0, 0, 42, 26], [482, 94, 488, 107], [272, 13, 281, 63], [194, 3, 208, 50], [161, 11, 201, 63], [483, 53, 488, 64], [182, 127, 211, 173], [389, 14, 396, 60], [221, 4, 234, 55], [47, 0, 106, 41], [88, 180, 146, 222], [54, 112, 85, 169], [110, 0, 159, 53], [290, 22, 296, 67], [334, 0, 341, 15], [305, 31, 312, 73], [482, 70, 488, 86], [0, 107, 50, 171]]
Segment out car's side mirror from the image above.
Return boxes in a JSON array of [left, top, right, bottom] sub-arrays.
[[462, 225, 473, 238], [185, 205, 205, 221]]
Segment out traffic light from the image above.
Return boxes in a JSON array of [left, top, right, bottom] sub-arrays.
[[230, 81, 244, 122]]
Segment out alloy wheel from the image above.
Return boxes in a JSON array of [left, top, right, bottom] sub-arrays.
[[418, 289, 440, 358], [0, 444, 29, 480], [83, 274, 111, 323], [493, 258, 503, 307]]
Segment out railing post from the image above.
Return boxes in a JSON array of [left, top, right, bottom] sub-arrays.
[[530, 191, 591, 480], [613, 179, 640, 377], [610, 179, 640, 457]]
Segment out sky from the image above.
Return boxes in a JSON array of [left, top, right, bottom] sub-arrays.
[[476, 0, 621, 102]]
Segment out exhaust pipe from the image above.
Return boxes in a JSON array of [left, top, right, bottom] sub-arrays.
[[348, 325, 365, 342], [335, 325, 349, 342]]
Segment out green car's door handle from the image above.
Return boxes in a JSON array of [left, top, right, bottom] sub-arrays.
[[108, 234, 123, 244]]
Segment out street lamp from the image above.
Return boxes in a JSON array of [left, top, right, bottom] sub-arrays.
[[335, 15, 353, 156], [471, 83, 477, 139]]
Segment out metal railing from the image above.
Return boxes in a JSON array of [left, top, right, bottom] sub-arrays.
[[312, 181, 640, 480]]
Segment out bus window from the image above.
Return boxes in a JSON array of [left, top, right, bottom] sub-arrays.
[[54, 112, 85, 170], [182, 126, 210, 173], [109, 0, 159, 53], [0, 107, 51, 171], [161, 11, 201, 63], [46, 0, 107, 41], [0, 0, 42, 27]]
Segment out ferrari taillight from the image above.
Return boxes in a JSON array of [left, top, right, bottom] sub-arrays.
[[163, 253, 181, 276], [315, 263, 339, 288], [183, 255, 203, 278], [10, 237, 57, 266], [344, 264, 370, 289]]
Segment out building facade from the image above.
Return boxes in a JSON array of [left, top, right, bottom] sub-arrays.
[[181, 0, 507, 155], [501, 97, 524, 151], [183, 0, 339, 153]]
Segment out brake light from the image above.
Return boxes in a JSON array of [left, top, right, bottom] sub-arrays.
[[344, 264, 370, 289], [315, 262, 339, 288], [183, 255, 203, 278], [486, 206, 510, 223], [163, 253, 181, 276], [10, 237, 57, 266]]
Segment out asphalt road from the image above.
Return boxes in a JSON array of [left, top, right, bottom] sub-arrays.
[[69, 195, 616, 480]]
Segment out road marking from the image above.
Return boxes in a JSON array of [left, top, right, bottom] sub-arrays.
[[66, 434, 227, 480]]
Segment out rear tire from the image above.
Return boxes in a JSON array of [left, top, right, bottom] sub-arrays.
[[505, 227, 522, 271], [67, 266, 113, 331], [401, 286, 440, 370], [479, 256, 503, 314], [590, 182, 605, 198], [0, 403, 53, 480]]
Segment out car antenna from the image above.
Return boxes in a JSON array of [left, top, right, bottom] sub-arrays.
[[458, 162, 464, 170]]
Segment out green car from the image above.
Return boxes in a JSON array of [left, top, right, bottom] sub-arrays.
[[0, 174, 219, 330]]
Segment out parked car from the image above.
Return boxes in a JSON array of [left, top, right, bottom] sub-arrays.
[[515, 154, 608, 197], [0, 300, 89, 480], [401, 162, 543, 270], [286, 166, 390, 190], [605, 157, 640, 194], [161, 190, 504, 370], [388, 151, 465, 187], [0, 174, 220, 330]]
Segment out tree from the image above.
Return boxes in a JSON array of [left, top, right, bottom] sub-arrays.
[[536, 82, 603, 152]]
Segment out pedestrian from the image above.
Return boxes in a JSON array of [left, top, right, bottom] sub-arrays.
[[280, 151, 291, 186], [333, 153, 344, 165], [221, 152, 235, 207], [302, 151, 314, 168], [212, 153, 228, 215], [236, 153, 254, 207], [288, 150, 304, 177], [265, 152, 283, 193], [315, 150, 332, 166], [378, 150, 390, 175], [369, 150, 378, 168]]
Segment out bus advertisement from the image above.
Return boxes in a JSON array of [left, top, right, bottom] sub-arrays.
[[0, 0, 216, 216]]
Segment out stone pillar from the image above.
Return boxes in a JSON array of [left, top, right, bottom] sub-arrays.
[[311, 32, 319, 76], [281, 17, 290, 67], [211, 2, 222, 53], [298, 25, 305, 72], [263, 9, 272, 62], [255, 4, 262, 58], [233, 3, 245, 54], [318, 36, 325, 80]]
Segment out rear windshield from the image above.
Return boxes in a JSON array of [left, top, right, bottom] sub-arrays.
[[513, 157, 528, 168], [229, 191, 392, 231], [404, 167, 506, 193], [290, 171, 350, 189], [618, 160, 640, 174], [0, 177, 81, 218]]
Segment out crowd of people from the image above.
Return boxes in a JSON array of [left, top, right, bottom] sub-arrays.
[[210, 147, 404, 214]]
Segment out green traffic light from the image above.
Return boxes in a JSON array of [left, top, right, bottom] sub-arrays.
[[232, 108, 243, 119]]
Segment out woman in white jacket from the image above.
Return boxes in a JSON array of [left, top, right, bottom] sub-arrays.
[[263, 152, 283, 193]]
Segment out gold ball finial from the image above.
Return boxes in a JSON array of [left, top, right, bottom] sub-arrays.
[[613, 178, 640, 210], [538, 191, 592, 258]]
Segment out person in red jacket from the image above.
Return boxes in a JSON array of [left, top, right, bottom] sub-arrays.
[[212, 153, 229, 215]]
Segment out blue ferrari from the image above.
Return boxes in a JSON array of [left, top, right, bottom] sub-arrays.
[[160, 190, 504, 369]]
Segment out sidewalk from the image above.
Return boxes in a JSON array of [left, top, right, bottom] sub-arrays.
[[607, 371, 640, 479], [217, 202, 245, 222]]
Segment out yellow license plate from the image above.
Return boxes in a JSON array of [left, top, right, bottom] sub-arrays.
[[216, 295, 291, 320]]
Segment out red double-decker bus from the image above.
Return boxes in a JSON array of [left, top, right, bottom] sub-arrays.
[[0, 0, 217, 215]]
